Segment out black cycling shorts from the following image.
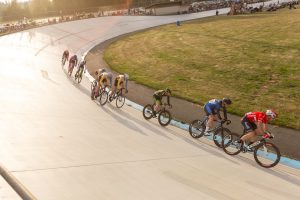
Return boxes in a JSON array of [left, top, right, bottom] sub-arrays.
[[241, 117, 257, 133]]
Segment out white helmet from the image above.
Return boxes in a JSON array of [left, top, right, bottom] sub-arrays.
[[266, 109, 278, 119], [99, 68, 106, 74]]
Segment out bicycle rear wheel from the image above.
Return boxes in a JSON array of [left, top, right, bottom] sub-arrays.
[[116, 95, 125, 108], [222, 132, 243, 155], [254, 142, 281, 168], [99, 91, 108, 106], [143, 104, 154, 120], [158, 110, 171, 126], [213, 128, 231, 148], [189, 120, 205, 138]]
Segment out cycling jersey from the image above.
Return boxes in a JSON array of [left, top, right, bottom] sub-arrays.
[[78, 61, 85, 69], [99, 72, 112, 87], [204, 99, 222, 114], [204, 99, 227, 119], [114, 74, 128, 90], [69, 55, 78, 65], [153, 90, 170, 105], [63, 50, 69, 59], [245, 112, 268, 124]]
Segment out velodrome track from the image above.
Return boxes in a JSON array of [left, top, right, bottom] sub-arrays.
[[0, 1, 300, 199]]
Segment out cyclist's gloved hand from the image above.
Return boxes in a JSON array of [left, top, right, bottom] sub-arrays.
[[226, 120, 231, 125]]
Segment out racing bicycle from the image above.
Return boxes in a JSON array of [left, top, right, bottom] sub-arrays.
[[189, 116, 232, 148], [143, 103, 172, 126], [108, 88, 126, 108], [222, 131, 281, 168], [74, 67, 84, 83]]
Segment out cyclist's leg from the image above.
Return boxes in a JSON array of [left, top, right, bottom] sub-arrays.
[[153, 97, 162, 113], [204, 105, 216, 132], [240, 117, 256, 143], [79, 67, 84, 77]]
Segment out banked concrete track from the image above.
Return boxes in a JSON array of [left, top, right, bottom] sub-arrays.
[[0, 3, 300, 200]]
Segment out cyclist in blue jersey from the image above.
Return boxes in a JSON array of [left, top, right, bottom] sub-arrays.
[[203, 98, 232, 136]]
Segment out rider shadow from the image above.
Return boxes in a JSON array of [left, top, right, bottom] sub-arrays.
[[100, 105, 148, 136], [41, 70, 60, 85], [163, 127, 240, 165], [225, 152, 300, 187], [250, 161, 300, 187], [111, 104, 173, 140], [63, 68, 91, 97], [247, 179, 300, 198]]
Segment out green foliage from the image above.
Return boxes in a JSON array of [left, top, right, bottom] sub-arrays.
[[104, 9, 300, 129]]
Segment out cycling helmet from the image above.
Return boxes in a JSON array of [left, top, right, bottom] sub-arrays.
[[165, 88, 171, 94], [100, 68, 106, 73], [222, 97, 232, 105], [266, 109, 278, 119]]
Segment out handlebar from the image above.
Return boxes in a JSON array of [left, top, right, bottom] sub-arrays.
[[263, 131, 274, 139], [220, 119, 231, 125]]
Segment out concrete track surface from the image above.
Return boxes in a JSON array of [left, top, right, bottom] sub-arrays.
[[0, 3, 299, 200]]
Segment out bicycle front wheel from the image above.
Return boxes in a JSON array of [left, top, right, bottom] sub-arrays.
[[116, 95, 125, 108], [222, 132, 243, 155], [213, 128, 231, 148], [158, 110, 171, 126], [99, 91, 108, 106], [143, 104, 154, 120], [189, 120, 205, 138], [254, 142, 281, 168]]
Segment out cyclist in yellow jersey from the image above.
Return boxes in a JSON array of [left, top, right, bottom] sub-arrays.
[[94, 71, 112, 98], [153, 88, 172, 117], [111, 73, 129, 95]]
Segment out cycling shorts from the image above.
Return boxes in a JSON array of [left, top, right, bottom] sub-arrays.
[[153, 94, 162, 105], [241, 116, 257, 133]]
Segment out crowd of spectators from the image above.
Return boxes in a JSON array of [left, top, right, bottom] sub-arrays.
[[188, 0, 266, 13], [1, 0, 299, 36]]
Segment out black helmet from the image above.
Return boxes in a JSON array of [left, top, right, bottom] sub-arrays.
[[166, 88, 171, 94], [222, 97, 232, 105]]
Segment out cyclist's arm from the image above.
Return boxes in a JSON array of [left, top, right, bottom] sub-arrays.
[[256, 121, 265, 135], [165, 95, 170, 105], [223, 107, 228, 120], [125, 79, 128, 91], [217, 111, 222, 120]]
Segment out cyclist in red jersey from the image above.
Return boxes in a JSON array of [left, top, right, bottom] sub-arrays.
[[240, 109, 278, 145], [63, 50, 69, 61]]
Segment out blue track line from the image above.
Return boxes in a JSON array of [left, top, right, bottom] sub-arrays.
[[126, 99, 300, 170]]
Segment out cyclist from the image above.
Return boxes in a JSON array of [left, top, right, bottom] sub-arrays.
[[239, 109, 278, 149], [95, 68, 106, 79], [62, 50, 69, 65], [203, 98, 232, 136], [68, 55, 78, 74], [94, 71, 112, 99], [110, 73, 129, 98], [153, 88, 172, 117], [75, 60, 86, 79]]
